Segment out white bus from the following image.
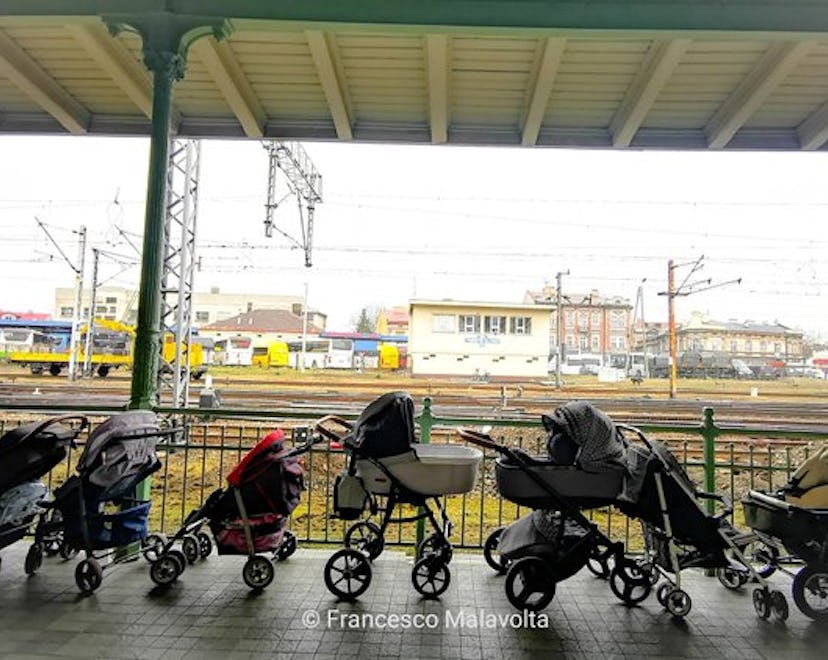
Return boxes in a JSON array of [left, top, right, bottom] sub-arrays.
[[213, 336, 254, 366], [287, 338, 354, 369], [560, 352, 603, 375]]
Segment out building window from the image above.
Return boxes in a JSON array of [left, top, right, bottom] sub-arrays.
[[591, 311, 601, 326], [432, 314, 454, 333], [774, 342, 782, 354], [590, 334, 600, 351], [579, 335, 589, 351], [565, 335, 575, 349], [484, 315, 507, 334], [95, 305, 107, 314], [458, 315, 480, 333], [195, 311, 209, 323], [246, 302, 253, 312], [612, 335, 626, 349], [760, 341, 767, 353], [60, 306, 73, 318], [108, 306, 117, 313], [578, 311, 588, 328], [745, 340, 753, 352], [510, 316, 532, 335], [105, 297, 117, 304], [610, 310, 625, 329], [565, 311, 574, 326]]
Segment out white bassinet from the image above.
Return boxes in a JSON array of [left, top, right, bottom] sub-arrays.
[[357, 444, 482, 496]]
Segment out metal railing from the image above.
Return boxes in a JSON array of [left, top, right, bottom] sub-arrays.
[[2, 398, 825, 551]]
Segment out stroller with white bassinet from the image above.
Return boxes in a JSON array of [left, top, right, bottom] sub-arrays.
[[314, 392, 482, 600]]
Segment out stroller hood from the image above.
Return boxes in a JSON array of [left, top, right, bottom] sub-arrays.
[[0, 417, 80, 492], [76, 411, 161, 489], [353, 391, 416, 459], [543, 401, 627, 473]]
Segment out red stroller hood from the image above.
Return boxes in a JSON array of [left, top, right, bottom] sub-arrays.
[[227, 429, 286, 487]]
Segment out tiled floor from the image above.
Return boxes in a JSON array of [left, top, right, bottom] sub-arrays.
[[0, 542, 825, 659]]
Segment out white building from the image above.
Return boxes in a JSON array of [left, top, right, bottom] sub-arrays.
[[409, 299, 553, 379]]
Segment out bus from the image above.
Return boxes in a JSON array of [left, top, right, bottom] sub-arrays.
[[0, 328, 55, 357], [287, 338, 354, 369], [560, 353, 603, 375], [213, 336, 254, 366]]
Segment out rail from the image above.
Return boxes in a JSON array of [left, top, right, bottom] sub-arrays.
[[1, 397, 825, 551]]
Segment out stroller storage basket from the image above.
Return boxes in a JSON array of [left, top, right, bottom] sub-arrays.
[[212, 513, 286, 555], [495, 458, 623, 509], [356, 444, 481, 496], [63, 501, 151, 549]]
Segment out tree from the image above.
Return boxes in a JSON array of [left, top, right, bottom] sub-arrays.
[[352, 306, 378, 333]]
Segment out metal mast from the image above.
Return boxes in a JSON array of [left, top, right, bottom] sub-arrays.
[[158, 139, 200, 411], [262, 140, 322, 267]]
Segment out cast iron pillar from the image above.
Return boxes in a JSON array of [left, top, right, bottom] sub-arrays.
[[104, 13, 230, 410]]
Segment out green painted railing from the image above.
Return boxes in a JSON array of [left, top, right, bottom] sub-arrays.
[[1, 399, 825, 550]]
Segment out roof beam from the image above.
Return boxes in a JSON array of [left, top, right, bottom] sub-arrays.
[[610, 39, 690, 148], [705, 41, 811, 150], [0, 29, 89, 133], [190, 35, 265, 138], [305, 30, 352, 140], [66, 23, 152, 117], [425, 34, 448, 144], [521, 37, 565, 146], [797, 99, 828, 151]]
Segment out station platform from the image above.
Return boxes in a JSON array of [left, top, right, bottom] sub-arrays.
[[0, 544, 824, 659]]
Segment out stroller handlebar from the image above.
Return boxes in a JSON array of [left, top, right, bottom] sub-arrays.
[[311, 415, 354, 446], [456, 427, 503, 452]]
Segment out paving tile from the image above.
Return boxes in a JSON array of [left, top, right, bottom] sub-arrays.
[[0, 544, 826, 659]]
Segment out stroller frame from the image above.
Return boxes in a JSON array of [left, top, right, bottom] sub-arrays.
[[617, 424, 786, 620], [146, 429, 319, 591], [315, 414, 458, 601]]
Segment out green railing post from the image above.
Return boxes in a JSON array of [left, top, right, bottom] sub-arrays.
[[701, 406, 718, 517], [415, 396, 433, 558]]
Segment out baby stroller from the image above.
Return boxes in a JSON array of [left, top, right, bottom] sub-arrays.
[[147, 427, 315, 590], [457, 402, 636, 613], [41, 411, 173, 594], [741, 445, 828, 621], [0, 415, 88, 575], [614, 422, 785, 620], [315, 392, 482, 600]]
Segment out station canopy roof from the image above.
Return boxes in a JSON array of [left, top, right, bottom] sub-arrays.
[[2, 1, 828, 150]]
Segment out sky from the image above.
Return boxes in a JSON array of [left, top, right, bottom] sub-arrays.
[[0, 135, 826, 339]]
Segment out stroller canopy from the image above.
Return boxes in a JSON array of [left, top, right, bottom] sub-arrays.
[[353, 391, 416, 459], [0, 417, 79, 493], [543, 401, 627, 473], [76, 411, 161, 489]]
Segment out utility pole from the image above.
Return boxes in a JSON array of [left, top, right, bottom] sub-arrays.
[[660, 256, 741, 399], [555, 269, 569, 389], [36, 219, 86, 380], [83, 248, 100, 377]]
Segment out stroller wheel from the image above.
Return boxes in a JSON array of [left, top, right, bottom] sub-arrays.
[[636, 560, 659, 586], [483, 528, 506, 574], [344, 521, 384, 561], [75, 558, 103, 594], [664, 588, 692, 618], [276, 530, 297, 562], [769, 590, 789, 621], [59, 540, 79, 561], [792, 564, 828, 621], [142, 533, 167, 563], [243, 556, 275, 590], [181, 535, 200, 565], [325, 548, 372, 601], [419, 533, 453, 564], [150, 554, 183, 587], [716, 567, 744, 590], [505, 557, 556, 612], [412, 557, 451, 599], [196, 531, 213, 560], [609, 559, 652, 606], [24, 543, 43, 575], [656, 582, 672, 607], [753, 587, 771, 619]]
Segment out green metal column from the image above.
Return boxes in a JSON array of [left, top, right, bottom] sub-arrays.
[[415, 396, 434, 557], [701, 406, 718, 517]]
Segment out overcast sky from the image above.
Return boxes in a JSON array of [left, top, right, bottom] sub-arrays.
[[1, 135, 826, 339]]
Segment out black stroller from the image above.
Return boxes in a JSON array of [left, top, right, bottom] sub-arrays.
[[314, 392, 482, 600], [147, 427, 312, 590], [741, 445, 828, 621], [41, 411, 173, 594], [458, 402, 635, 613], [0, 415, 88, 575]]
